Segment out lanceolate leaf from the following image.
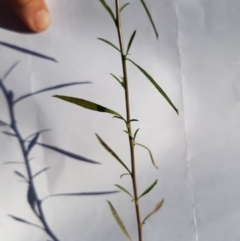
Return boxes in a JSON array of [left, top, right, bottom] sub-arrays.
[[127, 59, 178, 114], [126, 30, 136, 55], [99, 0, 116, 24], [33, 167, 51, 178], [138, 179, 158, 200], [127, 119, 139, 124], [139, 0, 158, 39], [110, 73, 125, 88], [54, 95, 122, 117], [120, 173, 131, 178], [107, 201, 133, 241], [114, 184, 133, 198], [98, 38, 120, 52], [95, 134, 131, 173], [36, 142, 99, 164], [133, 128, 140, 140], [120, 3, 130, 12], [8, 215, 44, 230], [142, 199, 164, 225], [134, 143, 158, 169], [113, 115, 127, 123]]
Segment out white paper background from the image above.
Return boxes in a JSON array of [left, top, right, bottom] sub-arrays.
[[1, 0, 240, 240]]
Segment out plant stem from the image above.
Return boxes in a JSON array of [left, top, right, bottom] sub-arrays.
[[115, 1, 142, 241], [0, 80, 60, 241]]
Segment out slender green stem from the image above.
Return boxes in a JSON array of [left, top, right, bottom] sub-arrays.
[[115, 1, 142, 241]]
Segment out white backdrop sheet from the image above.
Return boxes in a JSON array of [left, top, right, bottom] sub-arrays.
[[1, 0, 240, 241]]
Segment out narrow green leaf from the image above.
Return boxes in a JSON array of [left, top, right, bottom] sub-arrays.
[[110, 73, 125, 88], [113, 115, 127, 123], [127, 59, 178, 114], [120, 173, 131, 178], [134, 143, 158, 169], [98, 38, 120, 52], [126, 30, 136, 55], [54, 95, 122, 117], [133, 128, 140, 140], [142, 199, 164, 225], [99, 0, 116, 24], [127, 119, 139, 124], [107, 201, 133, 241], [95, 134, 131, 173], [123, 130, 133, 139], [139, 0, 158, 39], [115, 184, 133, 198], [120, 3, 130, 12], [138, 179, 158, 200]]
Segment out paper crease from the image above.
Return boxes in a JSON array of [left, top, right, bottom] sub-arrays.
[[174, 1, 198, 240]]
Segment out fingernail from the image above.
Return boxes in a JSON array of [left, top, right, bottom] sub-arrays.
[[34, 9, 50, 31]]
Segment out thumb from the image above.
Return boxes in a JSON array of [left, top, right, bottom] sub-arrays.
[[10, 0, 50, 32]]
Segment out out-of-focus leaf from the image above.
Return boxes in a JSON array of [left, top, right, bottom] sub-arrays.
[[95, 134, 131, 173], [2, 62, 20, 81], [139, 0, 158, 39], [110, 73, 125, 88], [27, 133, 40, 154], [127, 59, 178, 114], [142, 199, 164, 225], [126, 30, 136, 55], [35, 142, 99, 164], [115, 184, 133, 198], [134, 143, 158, 169], [14, 82, 90, 104], [98, 38, 120, 52], [133, 128, 140, 140], [99, 0, 116, 24], [120, 173, 131, 178], [54, 95, 122, 118], [0, 120, 9, 126], [14, 171, 28, 181], [27, 185, 37, 215], [0, 41, 57, 62], [107, 201, 133, 241], [138, 179, 158, 200], [8, 215, 43, 230], [120, 3, 130, 12], [33, 167, 51, 178]]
